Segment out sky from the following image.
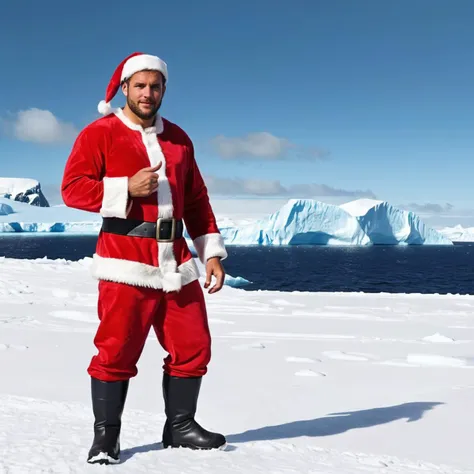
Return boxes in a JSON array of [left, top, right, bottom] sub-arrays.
[[0, 0, 473, 226]]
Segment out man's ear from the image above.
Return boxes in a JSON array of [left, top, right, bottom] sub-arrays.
[[121, 82, 128, 97]]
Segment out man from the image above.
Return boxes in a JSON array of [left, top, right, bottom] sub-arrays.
[[61, 52, 228, 465]]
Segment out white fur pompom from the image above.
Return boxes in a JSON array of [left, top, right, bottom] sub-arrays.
[[97, 100, 112, 115]]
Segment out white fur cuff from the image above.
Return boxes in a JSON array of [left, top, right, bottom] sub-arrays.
[[193, 233, 228, 264], [100, 177, 130, 219]]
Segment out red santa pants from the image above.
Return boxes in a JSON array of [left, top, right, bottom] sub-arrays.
[[87, 279, 212, 382]]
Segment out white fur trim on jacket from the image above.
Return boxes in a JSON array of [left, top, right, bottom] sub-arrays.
[[90, 254, 200, 291], [114, 108, 179, 292], [100, 177, 131, 219], [193, 233, 228, 264]]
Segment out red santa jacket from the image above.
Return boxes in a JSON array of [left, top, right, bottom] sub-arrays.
[[61, 108, 227, 292]]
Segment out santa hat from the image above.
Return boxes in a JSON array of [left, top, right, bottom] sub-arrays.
[[97, 52, 168, 115]]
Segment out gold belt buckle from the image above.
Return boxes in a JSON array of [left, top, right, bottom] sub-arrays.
[[156, 217, 176, 242]]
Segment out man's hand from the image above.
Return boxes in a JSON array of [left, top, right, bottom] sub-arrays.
[[128, 163, 162, 197], [204, 257, 225, 294]]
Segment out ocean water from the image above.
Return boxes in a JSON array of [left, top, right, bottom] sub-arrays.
[[0, 234, 473, 294]]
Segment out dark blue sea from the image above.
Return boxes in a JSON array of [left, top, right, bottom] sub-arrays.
[[0, 234, 473, 294]]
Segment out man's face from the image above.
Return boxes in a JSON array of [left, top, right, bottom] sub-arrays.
[[122, 70, 165, 120]]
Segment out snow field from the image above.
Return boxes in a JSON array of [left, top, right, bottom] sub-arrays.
[[0, 257, 473, 473]]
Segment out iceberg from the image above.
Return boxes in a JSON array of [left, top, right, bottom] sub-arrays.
[[213, 199, 369, 245], [438, 224, 474, 242], [341, 199, 453, 245], [0, 188, 452, 246], [216, 198, 452, 246], [0, 178, 50, 207], [0, 197, 101, 233], [0, 203, 14, 216]]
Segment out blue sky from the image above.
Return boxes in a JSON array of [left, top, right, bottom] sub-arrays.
[[1, 0, 473, 217]]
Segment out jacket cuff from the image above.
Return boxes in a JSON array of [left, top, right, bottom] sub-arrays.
[[193, 233, 228, 263], [100, 177, 131, 219]]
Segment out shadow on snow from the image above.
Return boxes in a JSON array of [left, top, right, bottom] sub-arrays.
[[119, 401, 442, 462], [226, 401, 443, 443]]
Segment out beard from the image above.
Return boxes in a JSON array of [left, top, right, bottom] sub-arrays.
[[126, 96, 162, 120]]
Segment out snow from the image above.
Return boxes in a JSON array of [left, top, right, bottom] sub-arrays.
[[0, 177, 40, 197], [439, 224, 474, 242], [1, 257, 474, 472], [340, 198, 385, 216], [422, 333, 456, 343], [218, 199, 453, 246], [0, 177, 50, 207]]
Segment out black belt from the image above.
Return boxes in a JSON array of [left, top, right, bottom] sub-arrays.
[[102, 217, 184, 242]]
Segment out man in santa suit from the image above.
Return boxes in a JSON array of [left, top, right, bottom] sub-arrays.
[[61, 52, 228, 465]]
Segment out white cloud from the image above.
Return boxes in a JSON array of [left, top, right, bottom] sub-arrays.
[[8, 108, 78, 144], [204, 176, 375, 198], [210, 132, 329, 160]]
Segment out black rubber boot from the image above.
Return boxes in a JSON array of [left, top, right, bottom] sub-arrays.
[[87, 377, 129, 465], [162, 373, 226, 450]]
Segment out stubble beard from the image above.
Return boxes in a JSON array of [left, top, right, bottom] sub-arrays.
[[127, 96, 161, 120]]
